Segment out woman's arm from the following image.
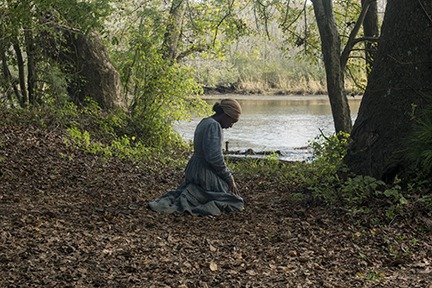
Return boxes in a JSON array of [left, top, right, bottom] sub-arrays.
[[202, 122, 233, 184]]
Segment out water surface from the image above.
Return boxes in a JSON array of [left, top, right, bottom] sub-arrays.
[[174, 95, 361, 161]]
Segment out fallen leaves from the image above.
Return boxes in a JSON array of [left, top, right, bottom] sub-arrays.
[[1, 124, 432, 287]]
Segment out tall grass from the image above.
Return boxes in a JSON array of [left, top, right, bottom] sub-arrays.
[[191, 34, 365, 95]]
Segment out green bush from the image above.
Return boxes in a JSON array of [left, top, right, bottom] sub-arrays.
[[303, 132, 412, 219]]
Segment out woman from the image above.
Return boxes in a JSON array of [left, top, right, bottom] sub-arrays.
[[149, 99, 244, 216]]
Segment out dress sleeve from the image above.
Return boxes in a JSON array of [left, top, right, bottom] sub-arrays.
[[202, 121, 232, 183]]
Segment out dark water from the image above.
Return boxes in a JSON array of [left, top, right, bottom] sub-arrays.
[[174, 95, 361, 161]]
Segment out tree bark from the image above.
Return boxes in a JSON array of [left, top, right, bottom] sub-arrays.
[[24, 28, 37, 105], [0, 46, 21, 106], [12, 39, 27, 107], [346, 0, 432, 181], [46, 27, 125, 110], [362, 0, 379, 76], [311, 0, 352, 133], [162, 0, 186, 62]]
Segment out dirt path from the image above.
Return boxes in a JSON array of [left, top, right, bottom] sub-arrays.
[[1, 125, 431, 287]]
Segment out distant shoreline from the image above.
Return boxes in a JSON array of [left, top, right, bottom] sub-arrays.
[[201, 94, 363, 101]]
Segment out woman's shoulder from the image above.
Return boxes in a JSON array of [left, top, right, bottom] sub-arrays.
[[199, 117, 218, 126], [197, 117, 221, 131]]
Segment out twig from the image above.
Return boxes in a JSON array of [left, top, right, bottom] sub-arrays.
[[352, 36, 379, 45], [318, 128, 330, 141], [212, 0, 235, 46], [346, 65, 366, 91], [418, 0, 432, 25], [281, 2, 304, 33]]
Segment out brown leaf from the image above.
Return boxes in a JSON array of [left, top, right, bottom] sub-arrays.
[[209, 261, 218, 271]]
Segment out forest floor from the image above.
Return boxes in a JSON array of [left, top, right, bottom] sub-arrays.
[[1, 123, 431, 288]]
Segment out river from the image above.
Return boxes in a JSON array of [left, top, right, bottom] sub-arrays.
[[174, 94, 362, 161]]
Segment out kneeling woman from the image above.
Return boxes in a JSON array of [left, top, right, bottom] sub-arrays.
[[149, 99, 244, 216]]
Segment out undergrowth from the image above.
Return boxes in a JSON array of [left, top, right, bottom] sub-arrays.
[[0, 101, 191, 169], [230, 132, 432, 223]]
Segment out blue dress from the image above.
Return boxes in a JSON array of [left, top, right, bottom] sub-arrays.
[[149, 117, 244, 216]]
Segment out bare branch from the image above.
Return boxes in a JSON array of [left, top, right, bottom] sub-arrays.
[[255, 0, 271, 40], [176, 44, 210, 61], [280, 2, 304, 33], [280, 0, 292, 28], [212, 0, 235, 46], [340, 0, 376, 70], [353, 36, 380, 45], [346, 64, 366, 91]]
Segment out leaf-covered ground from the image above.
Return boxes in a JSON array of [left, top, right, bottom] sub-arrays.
[[1, 124, 431, 287]]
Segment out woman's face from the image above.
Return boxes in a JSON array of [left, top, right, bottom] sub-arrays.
[[220, 113, 238, 129]]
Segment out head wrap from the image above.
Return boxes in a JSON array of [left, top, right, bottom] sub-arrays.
[[220, 99, 242, 121]]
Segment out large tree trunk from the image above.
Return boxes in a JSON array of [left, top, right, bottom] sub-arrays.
[[45, 27, 126, 110], [346, 0, 432, 181], [311, 0, 352, 133], [63, 30, 125, 110]]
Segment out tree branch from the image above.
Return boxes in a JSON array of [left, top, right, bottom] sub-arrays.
[[212, 0, 235, 46], [340, 0, 376, 70], [352, 36, 380, 45], [176, 44, 210, 61], [255, 0, 271, 40], [281, 6, 303, 33]]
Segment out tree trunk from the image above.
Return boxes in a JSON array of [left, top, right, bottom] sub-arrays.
[[0, 46, 21, 106], [162, 0, 186, 62], [346, 0, 432, 181], [12, 39, 27, 107], [311, 0, 352, 133], [43, 26, 126, 110], [362, 0, 379, 76], [24, 28, 37, 105]]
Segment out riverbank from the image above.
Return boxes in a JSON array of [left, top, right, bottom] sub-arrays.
[[202, 93, 363, 101]]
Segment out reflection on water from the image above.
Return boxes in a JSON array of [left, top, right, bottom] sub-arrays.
[[174, 97, 361, 161]]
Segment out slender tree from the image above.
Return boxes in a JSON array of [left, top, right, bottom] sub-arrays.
[[311, 0, 352, 133], [310, 0, 380, 133]]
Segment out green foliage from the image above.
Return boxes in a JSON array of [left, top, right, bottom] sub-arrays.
[[56, 97, 194, 162], [65, 126, 152, 160], [108, 3, 212, 149], [230, 131, 418, 220], [0, 98, 192, 167], [310, 132, 350, 165], [298, 133, 348, 205], [406, 108, 432, 176], [305, 133, 416, 218], [341, 176, 385, 205]]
